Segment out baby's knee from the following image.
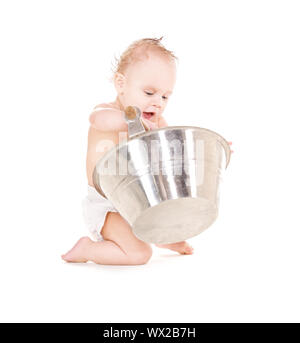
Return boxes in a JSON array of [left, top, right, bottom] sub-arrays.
[[129, 244, 153, 265]]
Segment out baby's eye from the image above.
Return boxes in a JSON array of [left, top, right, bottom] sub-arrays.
[[145, 91, 168, 100]]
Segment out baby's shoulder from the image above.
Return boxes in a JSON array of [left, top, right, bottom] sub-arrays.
[[92, 102, 119, 111]]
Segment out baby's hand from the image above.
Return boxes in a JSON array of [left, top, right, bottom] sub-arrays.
[[228, 141, 234, 154], [140, 117, 158, 131]]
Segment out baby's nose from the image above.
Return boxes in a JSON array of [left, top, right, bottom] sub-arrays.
[[152, 95, 163, 108]]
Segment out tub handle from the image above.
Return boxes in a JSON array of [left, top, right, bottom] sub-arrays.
[[124, 106, 146, 139]]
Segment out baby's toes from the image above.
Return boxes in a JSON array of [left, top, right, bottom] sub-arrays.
[[183, 243, 194, 255], [175, 241, 194, 255]]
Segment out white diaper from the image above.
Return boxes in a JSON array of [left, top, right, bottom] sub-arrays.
[[82, 185, 118, 241]]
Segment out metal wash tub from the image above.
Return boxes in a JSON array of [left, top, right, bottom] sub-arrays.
[[93, 106, 231, 244]]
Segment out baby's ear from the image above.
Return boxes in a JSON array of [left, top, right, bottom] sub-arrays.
[[114, 72, 126, 93]]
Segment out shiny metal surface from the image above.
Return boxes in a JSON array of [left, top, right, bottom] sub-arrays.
[[93, 107, 231, 244]]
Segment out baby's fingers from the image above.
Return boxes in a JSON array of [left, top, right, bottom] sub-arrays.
[[227, 141, 234, 153], [141, 117, 158, 131]]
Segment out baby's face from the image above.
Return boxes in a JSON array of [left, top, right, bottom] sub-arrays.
[[115, 52, 177, 120]]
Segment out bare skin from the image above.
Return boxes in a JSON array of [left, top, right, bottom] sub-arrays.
[[61, 214, 194, 265], [62, 52, 195, 265]]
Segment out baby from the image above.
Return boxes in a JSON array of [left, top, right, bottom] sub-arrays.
[[62, 37, 196, 265]]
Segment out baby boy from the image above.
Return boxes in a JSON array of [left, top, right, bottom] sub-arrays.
[[62, 37, 199, 265]]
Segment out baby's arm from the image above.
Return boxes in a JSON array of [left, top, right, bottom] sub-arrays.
[[89, 108, 127, 131], [90, 107, 168, 131]]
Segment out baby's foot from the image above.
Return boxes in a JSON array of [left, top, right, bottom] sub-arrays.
[[156, 241, 194, 255], [61, 236, 92, 263]]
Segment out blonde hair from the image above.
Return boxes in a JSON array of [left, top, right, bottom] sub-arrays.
[[109, 36, 178, 82]]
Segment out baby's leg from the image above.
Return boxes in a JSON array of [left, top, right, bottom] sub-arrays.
[[61, 212, 152, 265]]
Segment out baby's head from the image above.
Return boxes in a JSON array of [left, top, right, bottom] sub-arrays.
[[111, 37, 178, 118]]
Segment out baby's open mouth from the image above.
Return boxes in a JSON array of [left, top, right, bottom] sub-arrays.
[[142, 112, 155, 119]]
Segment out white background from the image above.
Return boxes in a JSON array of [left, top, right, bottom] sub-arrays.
[[0, 0, 299, 323]]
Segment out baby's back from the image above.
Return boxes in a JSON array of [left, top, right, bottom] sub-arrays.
[[86, 102, 128, 187]]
